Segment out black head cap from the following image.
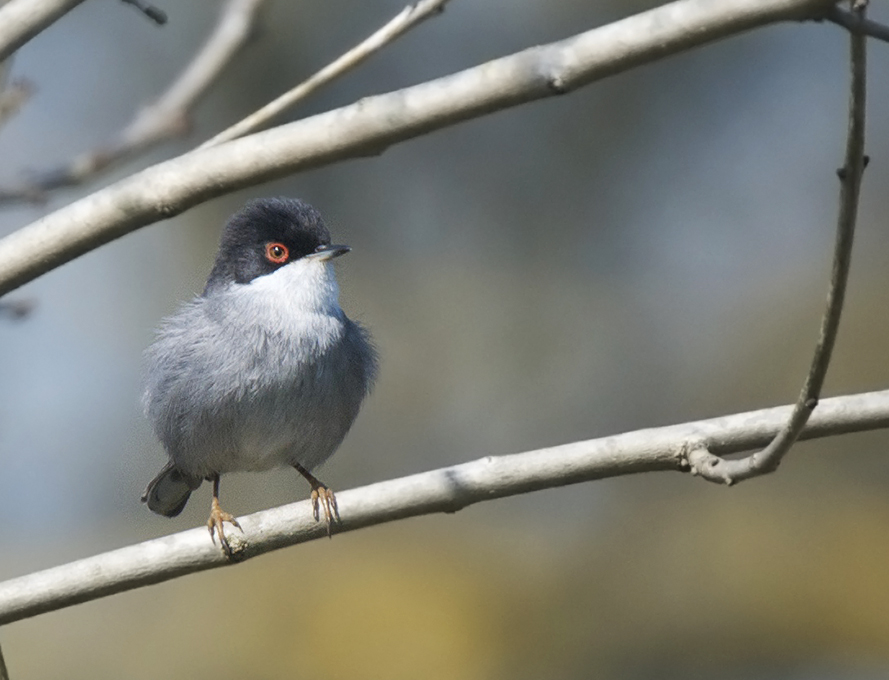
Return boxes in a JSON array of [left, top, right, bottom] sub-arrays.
[[203, 197, 332, 295]]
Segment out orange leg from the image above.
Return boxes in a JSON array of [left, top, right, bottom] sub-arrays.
[[206, 473, 241, 555], [293, 463, 339, 535]]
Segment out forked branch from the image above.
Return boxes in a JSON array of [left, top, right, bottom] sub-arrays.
[[688, 1, 868, 484], [826, 5, 889, 43]]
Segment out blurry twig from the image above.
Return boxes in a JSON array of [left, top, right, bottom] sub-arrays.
[[0, 0, 265, 205], [202, 0, 451, 149], [0, 43, 34, 135], [120, 0, 167, 25], [0, 77, 33, 133], [688, 2, 868, 485], [0, 0, 87, 62], [0, 0, 34, 136], [826, 4, 889, 43], [1, 388, 889, 625], [0, 3, 37, 137], [0, 639, 9, 680], [0, 298, 34, 319]]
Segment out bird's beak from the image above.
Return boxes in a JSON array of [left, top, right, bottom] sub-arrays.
[[307, 244, 351, 262]]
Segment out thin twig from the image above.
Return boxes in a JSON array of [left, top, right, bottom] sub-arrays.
[[689, 2, 867, 485], [0, 0, 840, 296], [120, 0, 167, 25], [826, 5, 889, 43], [1, 387, 888, 626], [0, 298, 33, 319], [115, 0, 264, 148], [0, 639, 8, 680], [0, 0, 445, 200], [0, 49, 11, 90], [0, 41, 33, 135], [202, 0, 451, 149], [0, 78, 32, 133], [0, 0, 87, 62], [0, 0, 265, 204]]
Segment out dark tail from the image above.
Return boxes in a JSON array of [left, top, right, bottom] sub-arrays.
[[141, 461, 202, 517]]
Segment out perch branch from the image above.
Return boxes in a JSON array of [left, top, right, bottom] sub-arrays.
[[0, 0, 839, 297], [0, 0, 87, 62], [1, 388, 889, 625], [202, 0, 451, 148], [688, 0, 867, 484], [0, 0, 265, 203]]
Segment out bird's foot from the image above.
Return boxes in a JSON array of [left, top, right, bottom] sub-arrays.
[[207, 496, 242, 555], [310, 484, 339, 535], [294, 463, 339, 535]]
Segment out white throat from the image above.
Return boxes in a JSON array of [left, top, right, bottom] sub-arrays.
[[225, 259, 344, 336]]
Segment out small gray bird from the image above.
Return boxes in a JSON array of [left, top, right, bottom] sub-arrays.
[[141, 197, 377, 553]]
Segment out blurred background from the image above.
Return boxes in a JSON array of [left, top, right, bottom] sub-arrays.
[[2, 0, 889, 678]]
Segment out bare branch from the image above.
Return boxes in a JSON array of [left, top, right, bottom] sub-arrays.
[[1, 388, 888, 626], [0, 0, 87, 62], [110, 0, 264, 150], [826, 5, 889, 44], [0, 0, 445, 199], [689, 1, 867, 485], [202, 0, 451, 149], [120, 0, 167, 26], [0, 0, 839, 297], [0, 0, 265, 203]]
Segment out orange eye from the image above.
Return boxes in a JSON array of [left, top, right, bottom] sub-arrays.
[[265, 242, 289, 263]]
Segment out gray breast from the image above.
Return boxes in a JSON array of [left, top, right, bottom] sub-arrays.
[[143, 293, 376, 479]]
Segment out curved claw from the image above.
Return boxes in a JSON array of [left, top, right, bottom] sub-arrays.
[[310, 485, 339, 535], [207, 498, 242, 555], [294, 463, 340, 536]]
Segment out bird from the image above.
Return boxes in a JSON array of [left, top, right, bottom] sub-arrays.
[[141, 197, 377, 554]]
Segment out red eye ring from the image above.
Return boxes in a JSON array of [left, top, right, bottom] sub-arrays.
[[265, 242, 289, 264]]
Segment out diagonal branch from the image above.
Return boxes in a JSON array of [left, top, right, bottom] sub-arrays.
[[0, 0, 840, 297], [0, 0, 87, 62], [1, 388, 889, 626], [0, 0, 266, 203], [202, 0, 451, 149], [688, 0, 867, 485], [117, 0, 264, 141]]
